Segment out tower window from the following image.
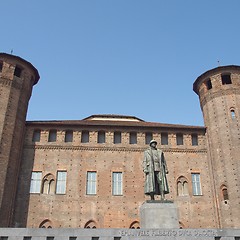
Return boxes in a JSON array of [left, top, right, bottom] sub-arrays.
[[129, 132, 137, 144], [176, 133, 183, 145], [114, 132, 121, 144], [0, 61, 3, 72], [191, 134, 198, 146], [222, 188, 229, 201], [81, 131, 89, 143], [231, 109, 236, 119], [206, 79, 212, 90], [65, 130, 73, 142], [32, 130, 41, 142], [145, 132, 152, 145], [48, 130, 57, 142], [221, 74, 232, 85], [161, 133, 168, 145], [14, 66, 22, 77], [97, 131, 105, 143]]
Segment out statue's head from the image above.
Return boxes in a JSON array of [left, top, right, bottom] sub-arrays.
[[149, 139, 157, 147]]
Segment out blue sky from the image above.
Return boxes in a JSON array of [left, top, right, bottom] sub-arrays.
[[1, 1, 240, 126]]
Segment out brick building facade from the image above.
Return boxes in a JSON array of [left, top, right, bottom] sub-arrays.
[[0, 53, 239, 229]]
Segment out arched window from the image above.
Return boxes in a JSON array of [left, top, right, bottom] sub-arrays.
[[129, 221, 140, 229], [221, 185, 229, 204], [230, 108, 236, 120], [84, 220, 97, 229], [42, 174, 55, 194], [177, 176, 189, 196], [39, 219, 52, 228]]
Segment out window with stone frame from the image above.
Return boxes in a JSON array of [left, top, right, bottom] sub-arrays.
[[191, 173, 202, 196], [86, 171, 97, 195], [30, 171, 42, 193], [56, 171, 67, 194], [112, 172, 123, 196]]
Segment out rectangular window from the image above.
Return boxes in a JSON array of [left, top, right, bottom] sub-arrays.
[[192, 173, 202, 195], [46, 237, 54, 240], [87, 171, 97, 195], [145, 132, 152, 145], [69, 237, 77, 240], [48, 130, 57, 142], [30, 171, 42, 193], [191, 134, 198, 146], [32, 130, 41, 142], [176, 133, 183, 145], [112, 172, 123, 195], [81, 130, 89, 143], [221, 74, 232, 85], [97, 131, 105, 143], [206, 79, 212, 90], [14, 66, 22, 77], [65, 130, 73, 142], [129, 132, 137, 144], [56, 171, 67, 194], [161, 133, 168, 145], [23, 237, 32, 240], [114, 132, 121, 144]]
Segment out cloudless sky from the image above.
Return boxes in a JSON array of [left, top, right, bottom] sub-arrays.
[[1, 1, 240, 126]]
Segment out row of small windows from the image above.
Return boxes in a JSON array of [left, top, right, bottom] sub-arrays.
[[30, 171, 123, 196], [0, 236, 124, 240], [31, 171, 204, 197], [30, 171, 67, 194], [32, 130, 199, 146], [206, 73, 232, 90]]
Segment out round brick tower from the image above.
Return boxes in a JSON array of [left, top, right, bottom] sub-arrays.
[[0, 53, 39, 227], [193, 66, 240, 228]]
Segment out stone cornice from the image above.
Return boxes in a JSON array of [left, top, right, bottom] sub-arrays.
[[24, 144, 207, 153]]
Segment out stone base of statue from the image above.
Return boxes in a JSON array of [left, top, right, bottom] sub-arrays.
[[140, 200, 179, 228]]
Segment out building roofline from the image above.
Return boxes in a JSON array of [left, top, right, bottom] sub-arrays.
[[26, 119, 205, 131], [0, 53, 40, 84], [193, 65, 240, 94]]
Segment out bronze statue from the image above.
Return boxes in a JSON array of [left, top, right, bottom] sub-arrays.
[[142, 139, 169, 200]]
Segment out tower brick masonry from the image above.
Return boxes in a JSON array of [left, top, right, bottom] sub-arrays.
[[0, 53, 39, 227]]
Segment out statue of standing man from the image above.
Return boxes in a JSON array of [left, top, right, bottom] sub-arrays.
[[143, 140, 169, 200]]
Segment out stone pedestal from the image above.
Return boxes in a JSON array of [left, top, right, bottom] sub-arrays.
[[140, 200, 179, 228]]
